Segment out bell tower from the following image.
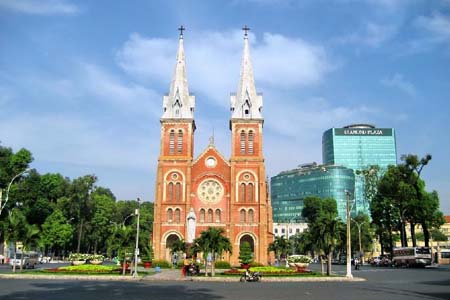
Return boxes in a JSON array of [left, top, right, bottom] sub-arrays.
[[153, 26, 195, 259], [229, 26, 272, 265]]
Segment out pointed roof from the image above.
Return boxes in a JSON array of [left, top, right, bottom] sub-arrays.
[[231, 27, 263, 120], [162, 28, 195, 120]]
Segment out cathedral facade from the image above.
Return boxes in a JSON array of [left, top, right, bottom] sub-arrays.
[[152, 28, 273, 265]]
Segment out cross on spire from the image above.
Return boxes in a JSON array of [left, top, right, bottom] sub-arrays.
[[242, 25, 250, 38], [178, 25, 185, 38]]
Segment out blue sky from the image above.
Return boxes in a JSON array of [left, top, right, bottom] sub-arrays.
[[1, 0, 449, 214]]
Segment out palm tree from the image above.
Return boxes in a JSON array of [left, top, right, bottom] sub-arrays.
[[19, 223, 40, 271], [268, 236, 291, 264], [4, 210, 26, 273], [109, 225, 134, 275], [169, 238, 186, 262], [193, 227, 232, 276]]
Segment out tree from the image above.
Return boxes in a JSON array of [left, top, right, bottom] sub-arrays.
[[238, 241, 253, 265], [351, 213, 374, 257], [3, 210, 26, 273], [268, 236, 291, 263], [169, 239, 187, 256], [40, 209, 74, 257], [19, 223, 40, 270], [108, 225, 134, 275], [303, 197, 343, 276], [193, 227, 232, 276]]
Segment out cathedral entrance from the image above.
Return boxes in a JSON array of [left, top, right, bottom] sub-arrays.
[[165, 233, 182, 261], [239, 234, 255, 256]]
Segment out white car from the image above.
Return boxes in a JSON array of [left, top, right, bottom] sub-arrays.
[[9, 252, 39, 269]]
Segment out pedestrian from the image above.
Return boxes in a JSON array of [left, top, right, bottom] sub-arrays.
[[182, 257, 189, 276]]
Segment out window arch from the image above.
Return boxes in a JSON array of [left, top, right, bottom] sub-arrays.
[[169, 130, 175, 154], [177, 130, 183, 154], [247, 183, 254, 203], [240, 130, 246, 154], [168, 182, 174, 202], [200, 209, 205, 223], [174, 208, 181, 223], [167, 209, 173, 222], [175, 182, 181, 202], [248, 209, 254, 223], [207, 209, 213, 223], [240, 209, 246, 223], [240, 183, 246, 203], [215, 209, 221, 223], [248, 130, 254, 154]]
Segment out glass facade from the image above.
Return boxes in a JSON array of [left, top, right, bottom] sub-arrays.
[[322, 125, 397, 216], [271, 164, 355, 221]]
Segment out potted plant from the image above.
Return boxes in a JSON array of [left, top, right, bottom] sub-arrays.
[[89, 254, 105, 265], [287, 255, 313, 271], [69, 253, 89, 265], [141, 245, 153, 269], [238, 241, 253, 269]]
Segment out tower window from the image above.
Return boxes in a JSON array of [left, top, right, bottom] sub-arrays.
[[169, 130, 175, 154], [248, 209, 254, 223], [175, 182, 181, 202], [248, 130, 254, 154], [215, 209, 221, 223], [168, 182, 174, 202], [247, 183, 254, 202], [207, 209, 213, 223], [240, 209, 246, 223], [200, 209, 205, 223], [177, 130, 183, 154], [167, 209, 173, 222], [240, 183, 246, 203], [240, 130, 246, 154], [175, 208, 181, 223]]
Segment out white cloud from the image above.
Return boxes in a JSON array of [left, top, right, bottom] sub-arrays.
[[336, 22, 397, 47], [381, 73, 416, 97], [0, 0, 79, 15], [116, 30, 332, 107], [416, 13, 450, 43]]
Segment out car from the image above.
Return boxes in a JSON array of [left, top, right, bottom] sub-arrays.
[[9, 252, 39, 269]]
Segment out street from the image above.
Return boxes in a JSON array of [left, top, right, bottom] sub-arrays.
[[0, 264, 449, 300]]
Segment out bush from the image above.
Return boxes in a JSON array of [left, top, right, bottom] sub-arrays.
[[238, 241, 253, 264], [151, 259, 171, 268], [249, 261, 264, 267], [287, 255, 313, 264], [214, 261, 231, 269]]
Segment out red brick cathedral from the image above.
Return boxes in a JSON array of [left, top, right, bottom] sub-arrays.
[[152, 28, 273, 265]]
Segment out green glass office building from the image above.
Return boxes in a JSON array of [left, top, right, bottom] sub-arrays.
[[271, 163, 355, 221], [322, 124, 397, 216]]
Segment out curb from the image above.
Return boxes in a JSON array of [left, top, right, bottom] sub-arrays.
[[0, 273, 366, 282]]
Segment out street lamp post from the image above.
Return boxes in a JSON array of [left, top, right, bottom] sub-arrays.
[[345, 190, 353, 278], [352, 219, 367, 264], [133, 198, 141, 278], [0, 168, 31, 216]]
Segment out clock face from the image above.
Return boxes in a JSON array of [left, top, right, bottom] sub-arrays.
[[205, 157, 217, 168], [197, 179, 223, 203]]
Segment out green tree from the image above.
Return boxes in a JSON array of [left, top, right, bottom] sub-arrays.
[[40, 209, 74, 257], [4, 210, 26, 273], [238, 241, 253, 265], [169, 239, 187, 256], [193, 227, 232, 276], [268, 236, 291, 263], [108, 225, 134, 275], [351, 213, 374, 259]]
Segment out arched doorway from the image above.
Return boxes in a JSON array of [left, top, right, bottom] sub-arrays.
[[239, 234, 255, 256], [165, 234, 181, 261]]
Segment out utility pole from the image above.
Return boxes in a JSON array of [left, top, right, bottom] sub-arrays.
[[346, 190, 353, 278], [133, 198, 141, 278]]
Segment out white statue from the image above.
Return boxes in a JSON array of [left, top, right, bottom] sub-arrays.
[[187, 208, 196, 243]]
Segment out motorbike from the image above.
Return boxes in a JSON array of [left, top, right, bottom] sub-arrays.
[[240, 269, 262, 282], [186, 264, 200, 276]]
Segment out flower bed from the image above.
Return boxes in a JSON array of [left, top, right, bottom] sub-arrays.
[[43, 264, 120, 274], [222, 266, 311, 276]]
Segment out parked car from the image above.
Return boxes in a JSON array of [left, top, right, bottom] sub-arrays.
[[9, 251, 39, 269], [370, 255, 392, 267]]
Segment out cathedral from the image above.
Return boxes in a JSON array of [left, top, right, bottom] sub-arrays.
[[152, 27, 273, 265]]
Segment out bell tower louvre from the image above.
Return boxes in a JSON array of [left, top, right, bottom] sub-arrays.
[[152, 26, 273, 265]]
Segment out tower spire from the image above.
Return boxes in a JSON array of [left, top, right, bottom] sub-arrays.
[[231, 25, 262, 120], [162, 26, 195, 119]]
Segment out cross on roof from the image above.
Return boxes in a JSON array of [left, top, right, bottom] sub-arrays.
[[242, 25, 250, 37], [178, 25, 185, 37]]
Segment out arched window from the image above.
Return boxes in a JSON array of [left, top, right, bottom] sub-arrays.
[[177, 130, 183, 154], [240, 183, 246, 203], [175, 208, 181, 223], [248, 130, 254, 154], [200, 209, 205, 223], [167, 209, 173, 222], [248, 209, 254, 223], [240, 209, 246, 223], [247, 183, 254, 203], [207, 209, 213, 223], [168, 182, 174, 202], [240, 130, 246, 154], [169, 130, 175, 154], [175, 182, 181, 202], [215, 209, 221, 223]]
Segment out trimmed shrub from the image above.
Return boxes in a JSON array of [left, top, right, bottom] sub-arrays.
[[151, 259, 171, 268], [214, 260, 231, 269]]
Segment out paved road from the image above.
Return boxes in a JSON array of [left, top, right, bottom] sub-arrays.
[[0, 264, 448, 300]]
